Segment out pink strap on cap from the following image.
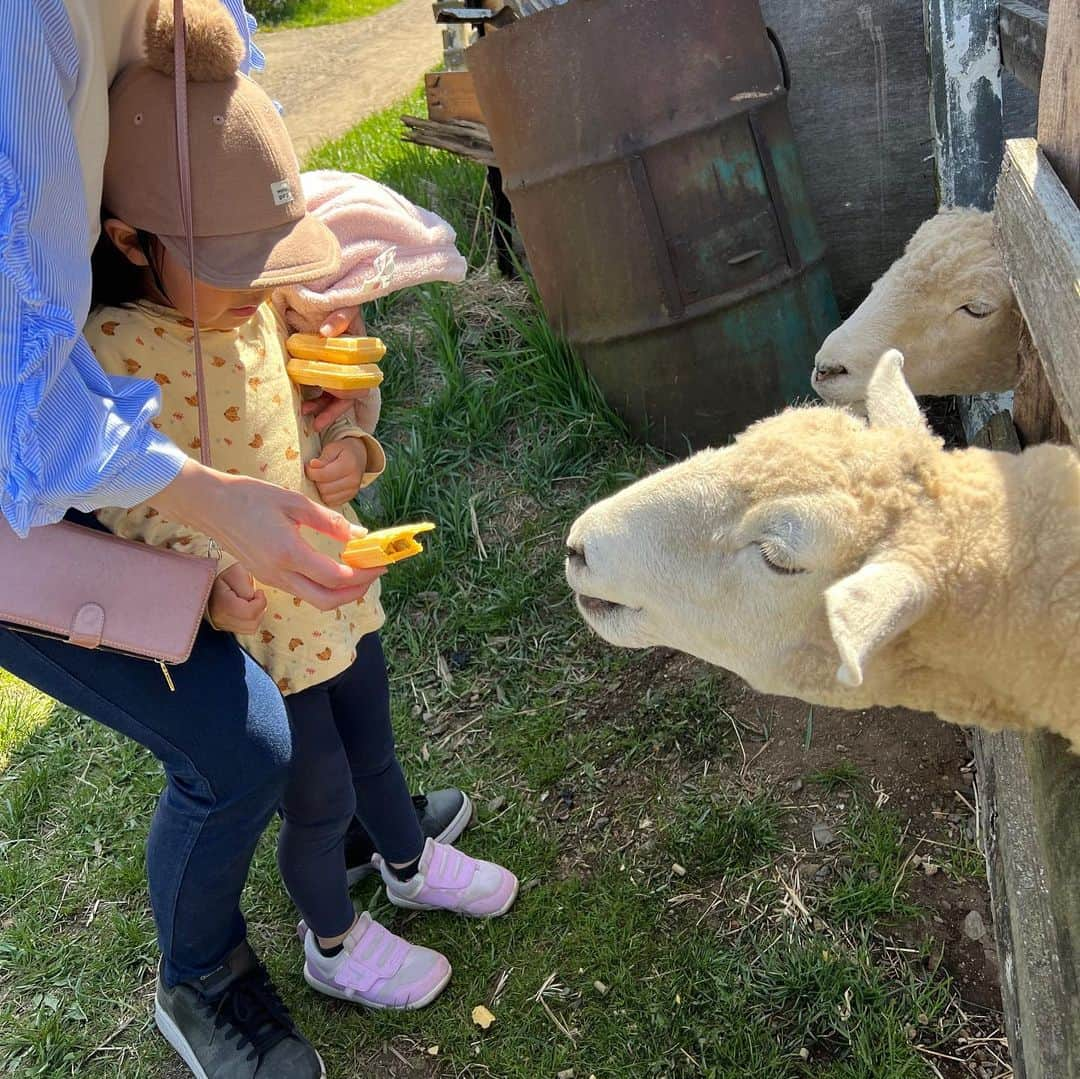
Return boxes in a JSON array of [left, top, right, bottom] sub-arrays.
[[172, 0, 212, 469]]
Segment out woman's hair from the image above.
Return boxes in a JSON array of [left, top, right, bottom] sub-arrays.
[[90, 216, 162, 308]]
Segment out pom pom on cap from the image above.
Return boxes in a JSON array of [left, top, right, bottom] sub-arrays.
[[144, 0, 243, 82]]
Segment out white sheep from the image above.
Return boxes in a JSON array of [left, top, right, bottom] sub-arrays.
[[567, 352, 1080, 748], [811, 210, 1021, 406]]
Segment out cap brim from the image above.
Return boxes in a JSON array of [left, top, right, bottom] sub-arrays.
[[159, 214, 341, 291]]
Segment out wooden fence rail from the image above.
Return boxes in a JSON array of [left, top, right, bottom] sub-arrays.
[[948, 1, 1079, 1076], [996, 139, 1080, 444], [998, 0, 1048, 92]]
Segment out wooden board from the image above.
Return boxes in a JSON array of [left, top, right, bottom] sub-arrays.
[[977, 11, 1080, 1075], [1037, 0, 1080, 200], [973, 724, 1080, 1079], [401, 115, 497, 166], [425, 71, 485, 125], [1011, 325, 1072, 446], [1000, 0, 1050, 93], [995, 138, 1080, 443], [969, 412, 1080, 1079]]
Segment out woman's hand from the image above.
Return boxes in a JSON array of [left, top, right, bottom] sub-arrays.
[[154, 460, 385, 611], [208, 563, 267, 634]]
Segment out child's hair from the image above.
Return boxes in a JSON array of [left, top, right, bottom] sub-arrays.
[[90, 215, 165, 309]]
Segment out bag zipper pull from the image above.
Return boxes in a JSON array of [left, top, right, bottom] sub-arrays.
[[158, 661, 176, 692], [208, 538, 221, 561]]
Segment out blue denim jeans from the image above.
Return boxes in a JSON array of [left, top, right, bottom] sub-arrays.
[[0, 518, 292, 986]]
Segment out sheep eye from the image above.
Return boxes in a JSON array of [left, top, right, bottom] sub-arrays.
[[960, 301, 995, 319], [758, 543, 806, 576]]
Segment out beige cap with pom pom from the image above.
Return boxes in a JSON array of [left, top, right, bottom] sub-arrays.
[[103, 0, 340, 290]]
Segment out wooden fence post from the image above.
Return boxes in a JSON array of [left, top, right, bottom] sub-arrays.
[[1036, 0, 1079, 200], [972, 3, 1080, 1076], [924, 0, 1004, 209], [924, 0, 1011, 442], [1009, 0, 1078, 447]]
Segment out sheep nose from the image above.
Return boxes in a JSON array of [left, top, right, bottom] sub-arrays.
[[813, 362, 848, 381], [566, 542, 587, 569]]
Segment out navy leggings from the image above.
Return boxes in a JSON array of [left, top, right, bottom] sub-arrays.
[[0, 516, 291, 987], [279, 632, 424, 938]]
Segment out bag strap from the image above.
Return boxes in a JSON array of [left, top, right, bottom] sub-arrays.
[[172, 0, 212, 470]]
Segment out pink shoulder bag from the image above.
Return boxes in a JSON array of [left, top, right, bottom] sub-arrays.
[[0, 0, 218, 689]]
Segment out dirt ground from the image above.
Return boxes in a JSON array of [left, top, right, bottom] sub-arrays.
[[558, 647, 1003, 1026], [751, 688, 1000, 1012], [252, 0, 442, 156]]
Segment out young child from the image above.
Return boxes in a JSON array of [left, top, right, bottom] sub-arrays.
[[89, 5, 517, 1013]]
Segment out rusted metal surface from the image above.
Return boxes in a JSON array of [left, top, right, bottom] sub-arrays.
[[468, 0, 839, 451]]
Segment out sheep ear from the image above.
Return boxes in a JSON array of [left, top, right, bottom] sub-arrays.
[[865, 349, 929, 433], [825, 560, 931, 687]]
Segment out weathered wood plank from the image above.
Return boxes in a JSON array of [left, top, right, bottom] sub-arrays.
[[978, 19, 1080, 1076], [1000, 0, 1049, 93], [1011, 325, 1072, 446], [425, 71, 485, 124], [995, 138, 1080, 442], [401, 115, 497, 166], [973, 729, 1074, 1079], [1037, 0, 1080, 201], [925, 0, 1004, 209], [970, 413, 1080, 1079]]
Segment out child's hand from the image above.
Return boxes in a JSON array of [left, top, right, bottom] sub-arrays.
[[302, 387, 376, 434], [208, 563, 268, 634], [307, 439, 367, 507]]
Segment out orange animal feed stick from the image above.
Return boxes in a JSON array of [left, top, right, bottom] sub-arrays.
[[342, 523, 436, 569], [286, 334, 386, 365], [286, 359, 384, 391]]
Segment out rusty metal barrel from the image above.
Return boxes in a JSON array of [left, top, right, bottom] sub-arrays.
[[468, 0, 839, 452]]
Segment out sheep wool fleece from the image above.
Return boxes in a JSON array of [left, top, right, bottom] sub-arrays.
[[89, 300, 385, 694]]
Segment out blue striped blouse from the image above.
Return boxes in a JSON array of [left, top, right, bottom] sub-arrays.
[[0, 0, 261, 536]]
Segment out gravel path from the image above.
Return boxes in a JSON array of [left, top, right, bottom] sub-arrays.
[[253, 0, 442, 157]]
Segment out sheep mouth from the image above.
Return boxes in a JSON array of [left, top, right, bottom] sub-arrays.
[[576, 593, 636, 619]]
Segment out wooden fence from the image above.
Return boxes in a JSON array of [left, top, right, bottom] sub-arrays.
[[926, 0, 1079, 1074]]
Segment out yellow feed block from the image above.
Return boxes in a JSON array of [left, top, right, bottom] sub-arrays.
[[342, 523, 436, 569], [286, 359, 384, 391], [286, 334, 386, 365]]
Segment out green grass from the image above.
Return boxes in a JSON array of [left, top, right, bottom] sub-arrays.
[[807, 761, 865, 795], [667, 792, 785, 879], [823, 800, 919, 926], [0, 673, 53, 770], [0, 92, 992, 1077], [255, 0, 401, 31]]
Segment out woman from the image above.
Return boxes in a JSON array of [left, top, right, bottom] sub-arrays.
[[0, 4, 467, 1077]]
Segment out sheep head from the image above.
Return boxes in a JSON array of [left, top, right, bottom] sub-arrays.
[[567, 351, 945, 703], [811, 209, 1020, 405]]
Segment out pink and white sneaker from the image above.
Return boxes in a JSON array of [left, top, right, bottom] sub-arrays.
[[374, 838, 519, 918], [299, 914, 451, 1010]]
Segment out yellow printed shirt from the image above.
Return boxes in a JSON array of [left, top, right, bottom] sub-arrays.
[[88, 300, 386, 695]]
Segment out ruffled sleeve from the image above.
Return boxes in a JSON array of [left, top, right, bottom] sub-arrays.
[[0, 3, 187, 535]]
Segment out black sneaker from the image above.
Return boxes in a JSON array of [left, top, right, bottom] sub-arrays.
[[345, 789, 474, 886], [155, 941, 324, 1078]]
